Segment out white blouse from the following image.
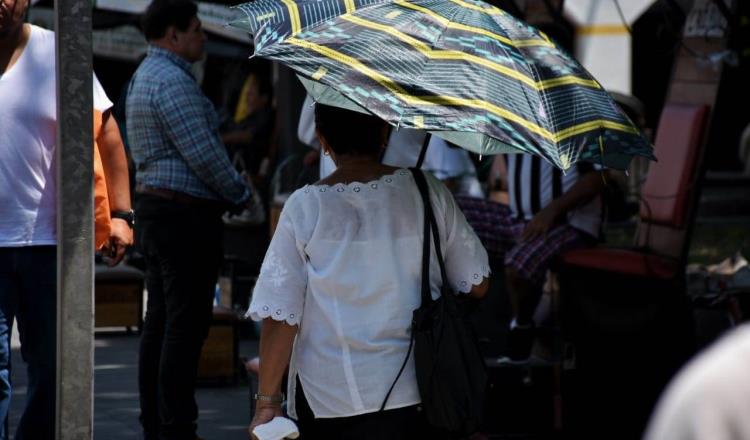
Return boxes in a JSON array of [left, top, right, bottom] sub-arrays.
[[247, 169, 489, 419]]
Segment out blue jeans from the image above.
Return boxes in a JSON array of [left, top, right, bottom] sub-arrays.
[[0, 246, 56, 440]]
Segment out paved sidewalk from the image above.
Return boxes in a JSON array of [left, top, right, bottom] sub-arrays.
[[10, 328, 258, 439]]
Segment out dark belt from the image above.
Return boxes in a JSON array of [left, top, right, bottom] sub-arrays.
[[136, 185, 223, 209]]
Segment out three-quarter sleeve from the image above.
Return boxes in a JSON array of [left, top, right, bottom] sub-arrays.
[[246, 200, 307, 325], [429, 175, 490, 293]]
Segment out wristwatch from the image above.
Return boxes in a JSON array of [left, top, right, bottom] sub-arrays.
[[111, 209, 135, 228], [254, 393, 284, 404]]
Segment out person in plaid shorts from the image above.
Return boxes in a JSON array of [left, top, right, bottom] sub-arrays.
[[457, 154, 605, 361]]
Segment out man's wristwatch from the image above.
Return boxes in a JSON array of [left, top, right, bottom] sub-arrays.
[[111, 209, 135, 228]]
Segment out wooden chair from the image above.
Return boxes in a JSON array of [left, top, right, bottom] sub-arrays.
[[557, 103, 710, 438], [95, 263, 145, 333], [197, 305, 241, 384]]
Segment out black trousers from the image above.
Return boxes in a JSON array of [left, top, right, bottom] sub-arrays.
[[294, 377, 449, 440], [135, 195, 224, 440]]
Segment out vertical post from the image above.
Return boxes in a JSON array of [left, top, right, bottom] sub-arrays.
[[55, 0, 94, 436]]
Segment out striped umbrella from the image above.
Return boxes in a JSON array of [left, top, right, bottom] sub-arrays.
[[231, 0, 654, 170]]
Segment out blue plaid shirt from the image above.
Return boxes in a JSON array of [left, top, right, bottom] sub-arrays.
[[126, 46, 250, 204]]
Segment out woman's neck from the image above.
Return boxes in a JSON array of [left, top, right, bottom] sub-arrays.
[[333, 154, 380, 169], [317, 154, 399, 186]]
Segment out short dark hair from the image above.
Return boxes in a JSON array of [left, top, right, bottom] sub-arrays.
[[314, 103, 386, 156], [141, 0, 198, 41]]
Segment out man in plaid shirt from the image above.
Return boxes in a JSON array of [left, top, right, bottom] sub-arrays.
[[126, 1, 251, 438]]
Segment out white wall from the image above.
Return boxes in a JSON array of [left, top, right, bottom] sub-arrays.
[[565, 0, 655, 94]]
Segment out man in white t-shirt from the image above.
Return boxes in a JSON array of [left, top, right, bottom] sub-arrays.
[[0, 0, 132, 437]]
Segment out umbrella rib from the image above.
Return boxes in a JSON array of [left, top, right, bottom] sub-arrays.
[[555, 120, 640, 141], [281, 0, 302, 34], [287, 38, 640, 144], [289, 37, 551, 140], [446, 0, 503, 15], [341, 14, 596, 92], [393, 0, 555, 51], [394, 0, 530, 48], [391, 1, 598, 89], [242, 0, 597, 90]]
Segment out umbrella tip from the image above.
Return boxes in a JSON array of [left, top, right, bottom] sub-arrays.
[[560, 153, 571, 170]]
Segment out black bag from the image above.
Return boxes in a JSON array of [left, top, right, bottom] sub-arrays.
[[381, 169, 487, 436]]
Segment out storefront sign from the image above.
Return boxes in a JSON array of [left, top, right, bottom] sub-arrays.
[[93, 25, 147, 61], [94, 0, 251, 43]]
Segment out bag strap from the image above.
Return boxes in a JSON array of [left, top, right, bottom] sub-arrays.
[[416, 133, 431, 169], [379, 321, 415, 412], [416, 169, 433, 305], [411, 168, 451, 301], [379, 168, 447, 412]]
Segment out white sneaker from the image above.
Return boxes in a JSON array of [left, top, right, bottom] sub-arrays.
[[252, 417, 299, 440]]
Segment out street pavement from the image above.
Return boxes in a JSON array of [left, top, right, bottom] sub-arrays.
[[9, 326, 258, 439]]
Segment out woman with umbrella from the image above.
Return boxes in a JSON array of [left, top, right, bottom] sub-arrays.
[[233, 0, 654, 436], [246, 103, 490, 438]]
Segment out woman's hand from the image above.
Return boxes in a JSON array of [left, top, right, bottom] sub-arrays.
[[248, 404, 283, 439], [251, 319, 298, 438]]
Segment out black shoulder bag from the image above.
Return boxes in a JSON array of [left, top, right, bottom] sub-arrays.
[[381, 168, 487, 436]]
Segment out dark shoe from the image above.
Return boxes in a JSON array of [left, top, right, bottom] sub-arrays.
[[498, 324, 536, 364]]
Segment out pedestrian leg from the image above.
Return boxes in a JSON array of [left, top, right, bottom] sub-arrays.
[[14, 246, 56, 440], [0, 249, 19, 440]]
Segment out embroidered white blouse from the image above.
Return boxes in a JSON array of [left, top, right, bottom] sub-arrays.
[[247, 169, 489, 419]]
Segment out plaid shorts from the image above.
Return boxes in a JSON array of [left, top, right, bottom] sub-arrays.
[[456, 196, 595, 287]]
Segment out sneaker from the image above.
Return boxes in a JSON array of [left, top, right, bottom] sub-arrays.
[[497, 324, 536, 364]]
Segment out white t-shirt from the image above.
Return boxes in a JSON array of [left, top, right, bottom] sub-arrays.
[[247, 169, 489, 419], [505, 154, 602, 237], [0, 25, 112, 247], [645, 324, 750, 440]]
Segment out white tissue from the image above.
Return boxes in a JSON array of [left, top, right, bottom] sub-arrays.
[[252, 416, 300, 440]]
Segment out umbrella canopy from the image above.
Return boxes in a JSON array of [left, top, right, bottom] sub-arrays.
[[231, 0, 655, 170]]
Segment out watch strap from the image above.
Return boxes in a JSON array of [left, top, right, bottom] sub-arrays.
[[111, 209, 135, 227], [254, 393, 284, 404]]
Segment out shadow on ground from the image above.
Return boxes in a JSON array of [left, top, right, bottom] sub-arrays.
[[10, 332, 258, 439]]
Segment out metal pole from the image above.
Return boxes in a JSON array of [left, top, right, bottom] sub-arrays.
[[54, 0, 95, 436]]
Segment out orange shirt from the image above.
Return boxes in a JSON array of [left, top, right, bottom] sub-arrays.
[[93, 110, 111, 250]]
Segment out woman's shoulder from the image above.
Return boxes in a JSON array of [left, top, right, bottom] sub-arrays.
[[422, 170, 453, 198]]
